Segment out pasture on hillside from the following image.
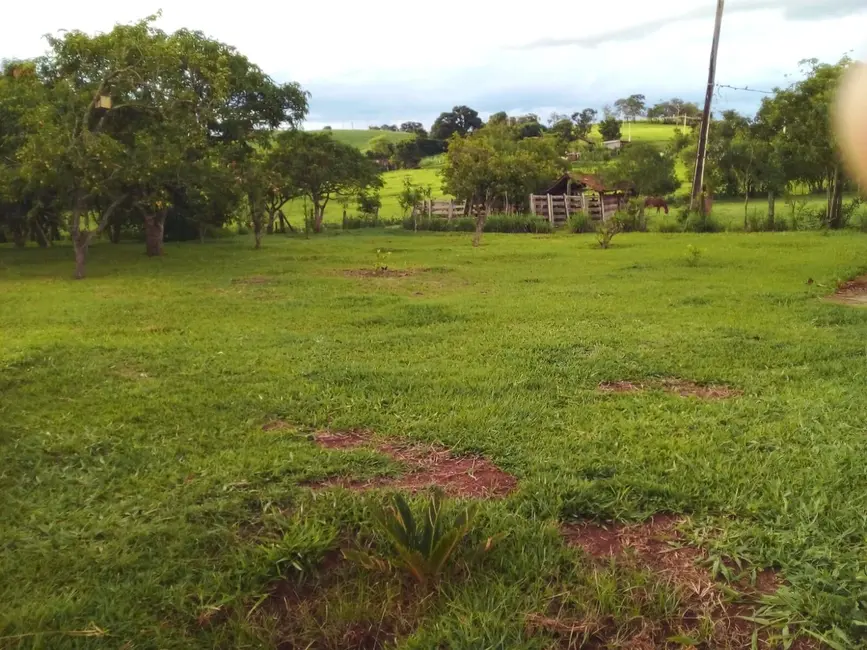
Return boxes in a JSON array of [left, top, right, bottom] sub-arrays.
[[310, 129, 412, 151], [4, 231, 867, 648]]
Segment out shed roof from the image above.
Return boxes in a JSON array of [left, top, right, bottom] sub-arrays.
[[543, 173, 633, 195]]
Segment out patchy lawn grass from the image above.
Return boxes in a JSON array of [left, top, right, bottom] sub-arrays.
[[3, 230, 867, 648]]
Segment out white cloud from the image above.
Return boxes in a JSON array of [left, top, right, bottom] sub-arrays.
[[3, 0, 866, 128]]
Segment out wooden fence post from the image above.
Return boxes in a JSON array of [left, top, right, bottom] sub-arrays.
[[564, 195, 571, 220], [547, 194, 554, 225], [448, 200, 454, 221], [599, 193, 606, 222], [529, 194, 535, 217], [581, 193, 587, 213]]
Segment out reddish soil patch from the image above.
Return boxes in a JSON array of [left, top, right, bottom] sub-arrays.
[[308, 432, 516, 499], [238, 551, 428, 650], [660, 379, 742, 399], [557, 517, 811, 649], [314, 429, 372, 449], [598, 379, 741, 400], [343, 268, 427, 278], [828, 275, 867, 305]]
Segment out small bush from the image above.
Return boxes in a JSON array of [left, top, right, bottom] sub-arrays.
[[236, 224, 251, 235], [614, 209, 645, 233], [406, 214, 550, 234], [679, 208, 723, 233], [485, 215, 552, 234], [684, 244, 703, 266], [596, 217, 623, 249], [657, 220, 681, 233], [568, 212, 595, 233]]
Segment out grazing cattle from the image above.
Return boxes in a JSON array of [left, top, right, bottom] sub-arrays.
[[644, 196, 669, 214]]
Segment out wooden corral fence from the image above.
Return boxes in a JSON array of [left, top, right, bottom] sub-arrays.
[[419, 199, 466, 220], [417, 199, 489, 219], [529, 193, 622, 224]]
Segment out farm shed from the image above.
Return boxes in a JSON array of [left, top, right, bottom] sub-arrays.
[[530, 173, 633, 225], [603, 139, 629, 151]]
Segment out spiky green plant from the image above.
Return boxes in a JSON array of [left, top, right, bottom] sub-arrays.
[[368, 491, 477, 583]]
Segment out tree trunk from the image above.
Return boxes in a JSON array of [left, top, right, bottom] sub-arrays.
[[828, 165, 844, 229], [143, 211, 167, 257], [73, 232, 89, 280], [767, 190, 775, 231], [109, 222, 122, 244], [313, 203, 324, 233], [267, 210, 276, 234], [199, 221, 206, 243], [743, 191, 750, 230], [11, 223, 26, 248], [254, 223, 264, 249]]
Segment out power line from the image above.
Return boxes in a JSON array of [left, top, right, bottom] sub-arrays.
[[715, 83, 774, 94]]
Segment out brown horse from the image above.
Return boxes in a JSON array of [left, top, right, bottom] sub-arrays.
[[644, 196, 669, 214]]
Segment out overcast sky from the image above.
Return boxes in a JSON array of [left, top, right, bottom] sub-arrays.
[[3, 1, 866, 129]]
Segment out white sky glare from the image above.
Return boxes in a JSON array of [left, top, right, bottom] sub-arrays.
[[3, 1, 866, 129]]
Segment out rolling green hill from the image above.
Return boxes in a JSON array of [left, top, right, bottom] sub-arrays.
[[589, 122, 684, 145], [311, 129, 412, 152]]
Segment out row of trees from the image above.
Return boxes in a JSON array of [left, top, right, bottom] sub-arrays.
[[0, 17, 382, 277], [694, 58, 853, 228]]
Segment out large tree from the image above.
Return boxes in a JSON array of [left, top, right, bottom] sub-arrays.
[[399, 121, 427, 137], [10, 17, 308, 274], [598, 116, 623, 141], [605, 142, 678, 197], [571, 109, 597, 139], [269, 131, 381, 233], [441, 124, 565, 245], [756, 58, 850, 227], [614, 94, 647, 122], [430, 105, 483, 141]]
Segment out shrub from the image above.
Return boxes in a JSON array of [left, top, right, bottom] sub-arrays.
[[679, 207, 723, 233], [614, 208, 645, 233], [596, 217, 623, 249], [484, 215, 552, 234], [406, 214, 550, 234], [236, 224, 251, 235], [568, 212, 595, 233], [684, 244, 703, 266], [656, 219, 683, 233], [357, 190, 382, 217]]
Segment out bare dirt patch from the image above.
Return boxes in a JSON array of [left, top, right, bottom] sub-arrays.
[[234, 551, 430, 650], [314, 429, 372, 449], [556, 516, 811, 649], [827, 275, 867, 305], [308, 432, 516, 499], [598, 379, 741, 399], [343, 268, 429, 279]]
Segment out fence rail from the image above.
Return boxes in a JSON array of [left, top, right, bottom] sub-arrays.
[[417, 193, 625, 224], [529, 193, 625, 223]]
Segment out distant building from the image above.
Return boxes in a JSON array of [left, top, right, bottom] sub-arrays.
[[602, 140, 629, 151]]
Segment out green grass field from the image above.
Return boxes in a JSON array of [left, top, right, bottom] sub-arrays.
[[589, 122, 683, 145], [4, 231, 867, 648], [282, 167, 446, 225], [311, 129, 412, 152]]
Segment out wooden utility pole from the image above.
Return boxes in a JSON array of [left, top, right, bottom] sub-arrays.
[[691, 0, 725, 211]]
